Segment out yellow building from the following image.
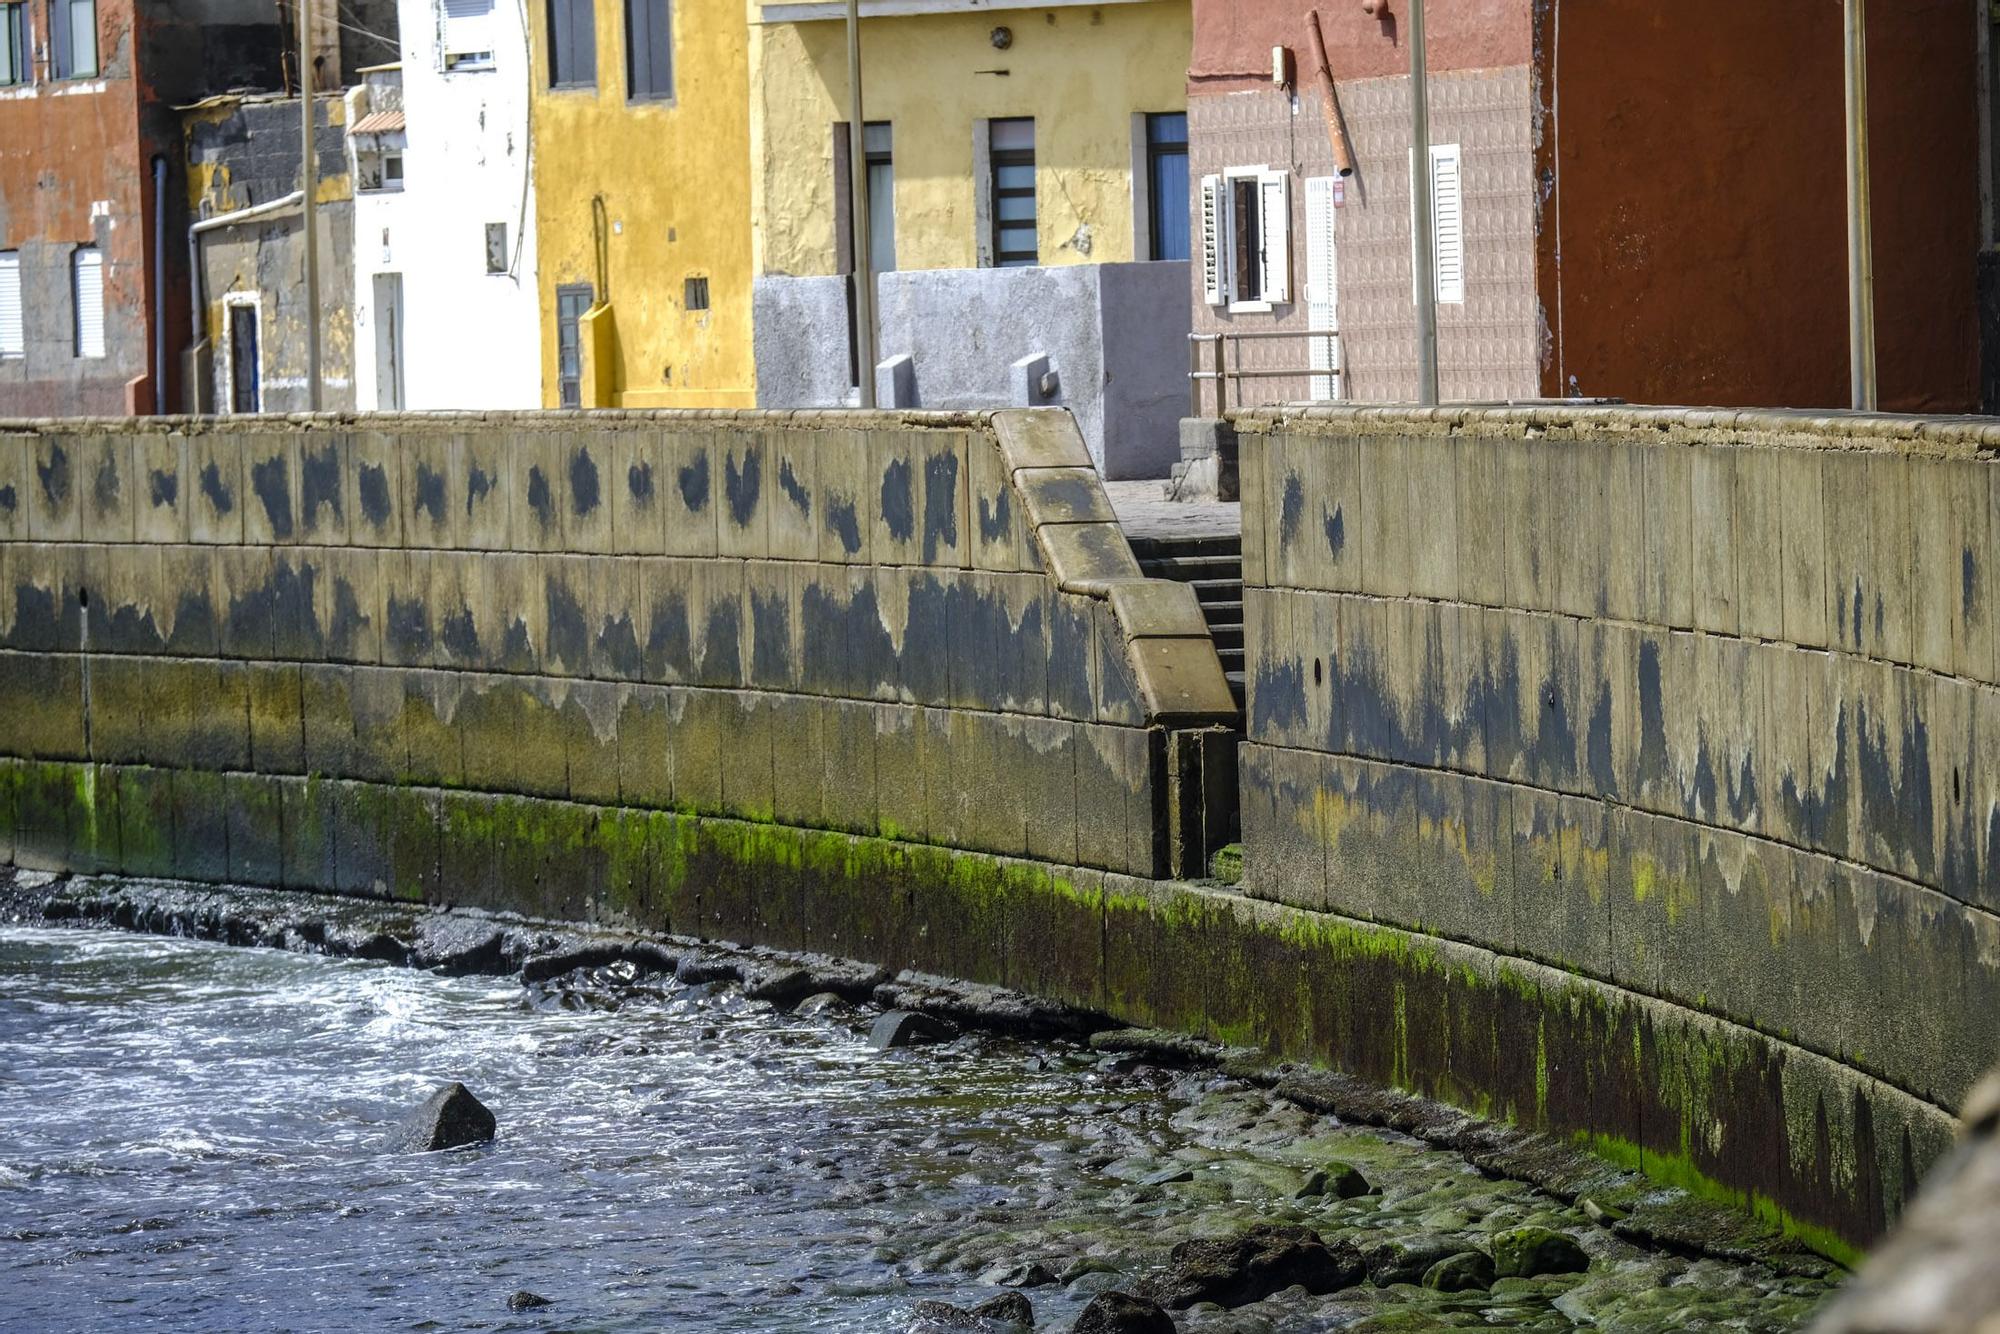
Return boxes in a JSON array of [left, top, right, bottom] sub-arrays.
[[529, 0, 754, 408], [748, 0, 1194, 477]]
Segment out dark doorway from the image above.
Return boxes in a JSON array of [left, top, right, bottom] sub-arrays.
[[556, 284, 593, 409], [229, 304, 261, 413]]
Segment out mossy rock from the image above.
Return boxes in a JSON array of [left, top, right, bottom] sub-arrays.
[[1297, 1159, 1375, 1199], [1491, 1225, 1589, 1278], [1422, 1250, 1495, 1293]]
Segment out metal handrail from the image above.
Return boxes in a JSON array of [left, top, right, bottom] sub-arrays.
[[1187, 330, 1341, 416]]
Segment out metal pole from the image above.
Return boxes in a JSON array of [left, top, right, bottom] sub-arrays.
[[846, 0, 877, 409], [1408, 0, 1439, 406], [1216, 334, 1229, 415], [1844, 0, 1876, 411], [300, 0, 322, 412]]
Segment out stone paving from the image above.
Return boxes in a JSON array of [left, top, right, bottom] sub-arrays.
[[1103, 479, 1242, 545]]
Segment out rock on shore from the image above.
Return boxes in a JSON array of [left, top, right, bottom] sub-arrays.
[[393, 1083, 496, 1153]]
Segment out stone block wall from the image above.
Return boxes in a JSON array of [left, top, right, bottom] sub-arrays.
[[1238, 404, 2000, 1250], [0, 409, 1234, 911]]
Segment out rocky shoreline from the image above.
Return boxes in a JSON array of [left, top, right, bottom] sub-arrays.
[[1, 869, 1843, 1330]]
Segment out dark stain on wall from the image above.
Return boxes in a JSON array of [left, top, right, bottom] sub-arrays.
[[358, 463, 392, 527], [570, 446, 601, 517], [978, 490, 1012, 546], [778, 459, 811, 519], [628, 461, 654, 507], [596, 609, 641, 681], [677, 453, 710, 513], [1779, 709, 1851, 857], [800, 581, 897, 698], [1964, 549, 1980, 625], [1278, 473, 1302, 550], [827, 498, 864, 555], [1854, 698, 1935, 883], [385, 594, 432, 664], [545, 574, 588, 671], [1635, 639, 1667, 791], [921, 453, 959, 564], [466, 464, 494, 517], [413, 462, 447, 527], [92, 451, 121, 516], [440, 607, 481, 663], [725, 448, 760, 528], [200, 462, 235, 516], [302, 444, 342, 529], [250, 456, 292, 539], [1324, 505, 1344, 558], [37, 445, 70, 510], [328, 578, 371, 660], [0, 485, 16, 514], [880, 459, 914, 542], [1048, 595, 1094, 719], [751, 587, 793, 688], [643, 590, 691, 681], [527, 466, 555, 532]]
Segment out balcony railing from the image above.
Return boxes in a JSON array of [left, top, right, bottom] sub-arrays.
[[1188, 330, 1342, 417]]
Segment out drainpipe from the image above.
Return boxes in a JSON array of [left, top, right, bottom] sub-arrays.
[[1844, 0, 1877, 411], [1408, 0, 1439, 406], [152, 156, 168, 414], [300, 0, 323, 411], [846, 0, 877, 408], [188, 192, 308, 406]]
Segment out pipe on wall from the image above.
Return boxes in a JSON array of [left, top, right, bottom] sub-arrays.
[[152, 156, 168, 414]]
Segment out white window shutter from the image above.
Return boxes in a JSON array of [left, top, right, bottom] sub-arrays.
[[1200, 174, 1226, 306], [1304, 177, 1339, 401], [0, 254, 22, 358], [1258, 170, 1290, 305], [1430, 144, 1465, 304], [73, 248, 104, 359], [442, 0, 492, 59]]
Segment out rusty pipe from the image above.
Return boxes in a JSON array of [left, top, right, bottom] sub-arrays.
[[1306, 11, 1357, 178]]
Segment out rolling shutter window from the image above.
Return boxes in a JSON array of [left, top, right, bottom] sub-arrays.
[[1304, 177, 1339, 401], [0, 253, 22, 358], [1257, 170, 1291, 306], [1199, 174, 1226, 306], [1430, 143, 1465, 304], [72, 246, 104, 359], [442, 0, 494, 68]]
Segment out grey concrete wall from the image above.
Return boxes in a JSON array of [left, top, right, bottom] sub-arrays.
[[0, 409, 1231, 891], [1238, 402, 2000, 1249], [753, 263, 1193, 480]]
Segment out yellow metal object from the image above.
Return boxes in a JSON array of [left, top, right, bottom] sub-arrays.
[[751, 2, 1191, 278], [531, 0, 756, 408]]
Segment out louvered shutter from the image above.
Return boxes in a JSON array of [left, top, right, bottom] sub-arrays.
[[1200, 174, 1226, 307], [1304, 177, 1339, 401], [443, 0, 493, 64], [1430, 144, 1464, 304], [0, 253, 22, 358], [1257, 170, 1290, 305], [73, 247, 104, 359]]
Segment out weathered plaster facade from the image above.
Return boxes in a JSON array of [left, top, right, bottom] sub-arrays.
[[529, 0, 751, 408], [347, 0, 542, 412]]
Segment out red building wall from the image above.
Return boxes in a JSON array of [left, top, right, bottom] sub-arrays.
[[1536, 0, 1980, 412], [1192, 0, 1530, 90]]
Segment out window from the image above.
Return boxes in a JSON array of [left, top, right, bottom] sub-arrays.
[[1145, 113, 1189, 262], [556, 284, 592, 408], [383, 153, 405, 188], [1429, 143, 1465, 304], [864, 121, 894, 275], [227, 301, 261, 412], [546, 0, 595, 87], [48, 0, 94, 80], [683, 275, 709, 311], [989, 118, 1036, 268], [2, 3, 29, 87], [485, 222, 509, 274], [624, 0, 671, 101], [71, 246, 103, 358], [1200, 168, 1289, 311], [0, 252, 21, 358], [441, 0, 495, 71]]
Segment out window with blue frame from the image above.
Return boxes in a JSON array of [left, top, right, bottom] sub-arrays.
[[1147, 112, 1190, 263]]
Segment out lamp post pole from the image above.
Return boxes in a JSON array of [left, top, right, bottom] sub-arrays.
[[300, 0, 322, 411], [1844, 0, 1877, 411], [846, 0, 877, 408], [1408, 0, 1438, 406]]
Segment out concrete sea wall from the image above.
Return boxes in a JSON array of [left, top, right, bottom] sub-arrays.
[[1239, 404, 2000, 1254]]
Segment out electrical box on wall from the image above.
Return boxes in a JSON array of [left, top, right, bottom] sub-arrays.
[[1272, 46, 1293, 88]]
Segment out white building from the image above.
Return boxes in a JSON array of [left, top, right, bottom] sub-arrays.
[[346, 0, 540, 411]]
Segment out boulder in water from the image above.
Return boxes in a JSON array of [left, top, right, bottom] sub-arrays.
[[969, 1291, 1034, 1327], [393, 1082, 496, 1153], [506, 1290, 552, 1311], [907, 1300, 983, 1331], [980, 1259, 1058, 1289], [1422, 1250, 1495, 1292], [1491, 1225, 1588, 1278], [1148, 1223, 1362, 1309], [870, 1010, 955, 1050], [1072, 1291, 1176, 1333]]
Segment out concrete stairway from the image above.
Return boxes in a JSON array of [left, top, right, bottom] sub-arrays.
[[1130, 533, 1246, 712]]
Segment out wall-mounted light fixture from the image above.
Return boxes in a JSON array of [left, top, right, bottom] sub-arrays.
[[990, 26, 1012, 49]]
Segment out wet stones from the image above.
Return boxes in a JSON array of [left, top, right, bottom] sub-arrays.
[[1072, 1291, 1176, 1333], [393, 1082, 496, 1153], [979, 1260, 1058, 1289], [872, 1010, 957, 1050], [1491, 1225, 1589, 1278], [1422, 1250, 1496, 1292], [968, 1292, 1034, 1327], [1147, 1223, 1363, 1309], [1295, 1160, 1374, 1200]]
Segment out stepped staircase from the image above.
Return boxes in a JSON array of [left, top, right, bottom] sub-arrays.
[[1128, 532, 1246, 712]]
